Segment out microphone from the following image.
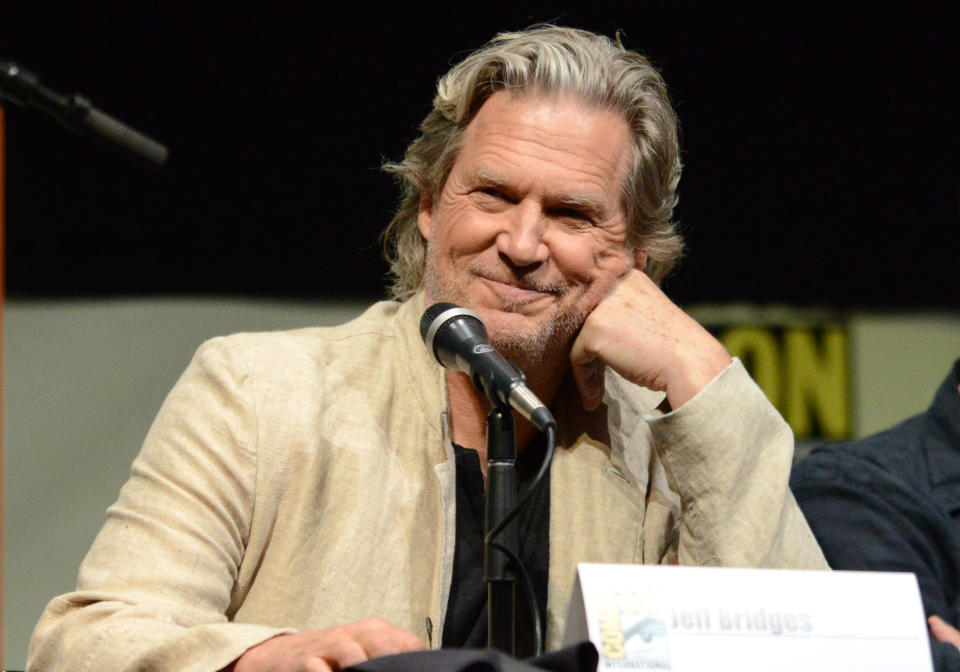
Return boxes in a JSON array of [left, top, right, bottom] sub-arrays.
[[420, 302, 556, 433], [0, 60, 168, 167]]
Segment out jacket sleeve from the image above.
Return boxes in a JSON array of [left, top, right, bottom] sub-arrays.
[[644, 358, 828, 569], [27, 338, 293, 672]]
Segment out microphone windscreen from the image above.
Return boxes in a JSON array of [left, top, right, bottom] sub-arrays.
[[419, 302, 460, 340]]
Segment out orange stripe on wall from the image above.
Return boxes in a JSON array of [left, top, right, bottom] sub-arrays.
[[0, 102, 6, 667]]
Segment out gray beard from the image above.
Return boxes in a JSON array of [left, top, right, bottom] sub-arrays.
[[424, 276, 585, 377], [486, 304, 584, 374], [422, 239, 588, 376]]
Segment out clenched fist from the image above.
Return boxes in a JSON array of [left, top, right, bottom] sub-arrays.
[[571, 269, 732, 411]]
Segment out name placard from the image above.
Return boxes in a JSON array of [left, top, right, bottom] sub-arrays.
[[563, 564, 933, 671]]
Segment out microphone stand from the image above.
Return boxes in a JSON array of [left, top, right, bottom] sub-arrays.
[[0, 60, 168, 167], [485, 402, 518, 655]]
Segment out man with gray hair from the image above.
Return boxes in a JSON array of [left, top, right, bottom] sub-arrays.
[[28, 26, 826, 672]]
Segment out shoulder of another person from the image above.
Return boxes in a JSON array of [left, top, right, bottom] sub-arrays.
[[791, 430, 929, 502]]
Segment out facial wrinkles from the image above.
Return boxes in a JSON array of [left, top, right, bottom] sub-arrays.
[[470, 128, 622, 205], [423, 217, 570, 364], [423, 93, 634, 366]]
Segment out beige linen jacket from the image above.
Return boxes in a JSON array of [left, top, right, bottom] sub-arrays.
[[28, 293, 826, 672]]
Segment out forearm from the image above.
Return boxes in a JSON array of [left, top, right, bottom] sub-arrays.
[[647, 359, 828, 569], [29, 596, 288, 672], [27, 338, 283, 672]]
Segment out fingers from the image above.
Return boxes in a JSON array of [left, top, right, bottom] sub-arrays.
[[341, 618, 425, 659], [323, 634, 368, 669], [231, 619, 425, 672], [301, 658, 334, 672], [326, 619, 425, 668], [570, 333, 605, 411], [569, 269, 651, 410], [570, 268, 731, 410], [929, 615, 960, 649]]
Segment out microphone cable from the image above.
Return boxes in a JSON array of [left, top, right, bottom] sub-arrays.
[[485, 422, 556, 657], [419, 302, 557, 655]]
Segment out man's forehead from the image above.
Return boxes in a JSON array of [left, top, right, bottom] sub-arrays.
[[454, 112, 630, 218], [457, 92, 631, 175]]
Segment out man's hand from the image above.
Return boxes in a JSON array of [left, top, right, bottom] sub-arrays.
[[229, 618, 425, 672], [929, 615, 960, 651], [570, 269, 732, 411]]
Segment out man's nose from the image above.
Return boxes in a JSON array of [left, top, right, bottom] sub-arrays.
[[495, 202, 549, 267]]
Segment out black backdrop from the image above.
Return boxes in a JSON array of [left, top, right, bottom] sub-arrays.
[[2, 4, 958, 308]]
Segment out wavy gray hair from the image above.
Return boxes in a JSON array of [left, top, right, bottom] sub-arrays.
[[381, 25, 684, 299]]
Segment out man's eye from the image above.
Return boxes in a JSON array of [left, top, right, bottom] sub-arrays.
[[554, 208, 592, 224], [480, 187, 505, 199]]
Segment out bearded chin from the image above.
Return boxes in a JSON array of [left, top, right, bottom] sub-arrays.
[[421, 245, 585, 371], [486, 307, 586, 372]]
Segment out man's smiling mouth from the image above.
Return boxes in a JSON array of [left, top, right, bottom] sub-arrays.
[[477, 275, 559, 301]]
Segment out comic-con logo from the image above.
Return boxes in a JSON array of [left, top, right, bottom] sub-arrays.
[[597, 594, 671, 669]]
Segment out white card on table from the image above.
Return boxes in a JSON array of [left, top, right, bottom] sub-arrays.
[[563, 563, 932, 672]]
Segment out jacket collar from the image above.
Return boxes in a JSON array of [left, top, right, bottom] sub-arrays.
[[396, 292, 448, 453]]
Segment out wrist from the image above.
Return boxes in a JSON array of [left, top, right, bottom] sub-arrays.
[[664, 344, 732, 409]]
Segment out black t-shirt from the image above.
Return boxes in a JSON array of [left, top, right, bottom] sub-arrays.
[[441, 436, 551, 657]]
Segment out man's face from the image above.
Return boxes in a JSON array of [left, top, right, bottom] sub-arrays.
[[419, 91, 641, 363]]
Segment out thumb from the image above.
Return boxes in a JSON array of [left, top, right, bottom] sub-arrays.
[[570, 333, 605, 411]]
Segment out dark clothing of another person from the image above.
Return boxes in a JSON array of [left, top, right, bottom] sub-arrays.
[[791, 360, 960, 671]]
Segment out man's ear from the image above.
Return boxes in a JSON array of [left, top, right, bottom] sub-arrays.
[[417, 191, 433, 240], [633, 248, 648, 271]]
